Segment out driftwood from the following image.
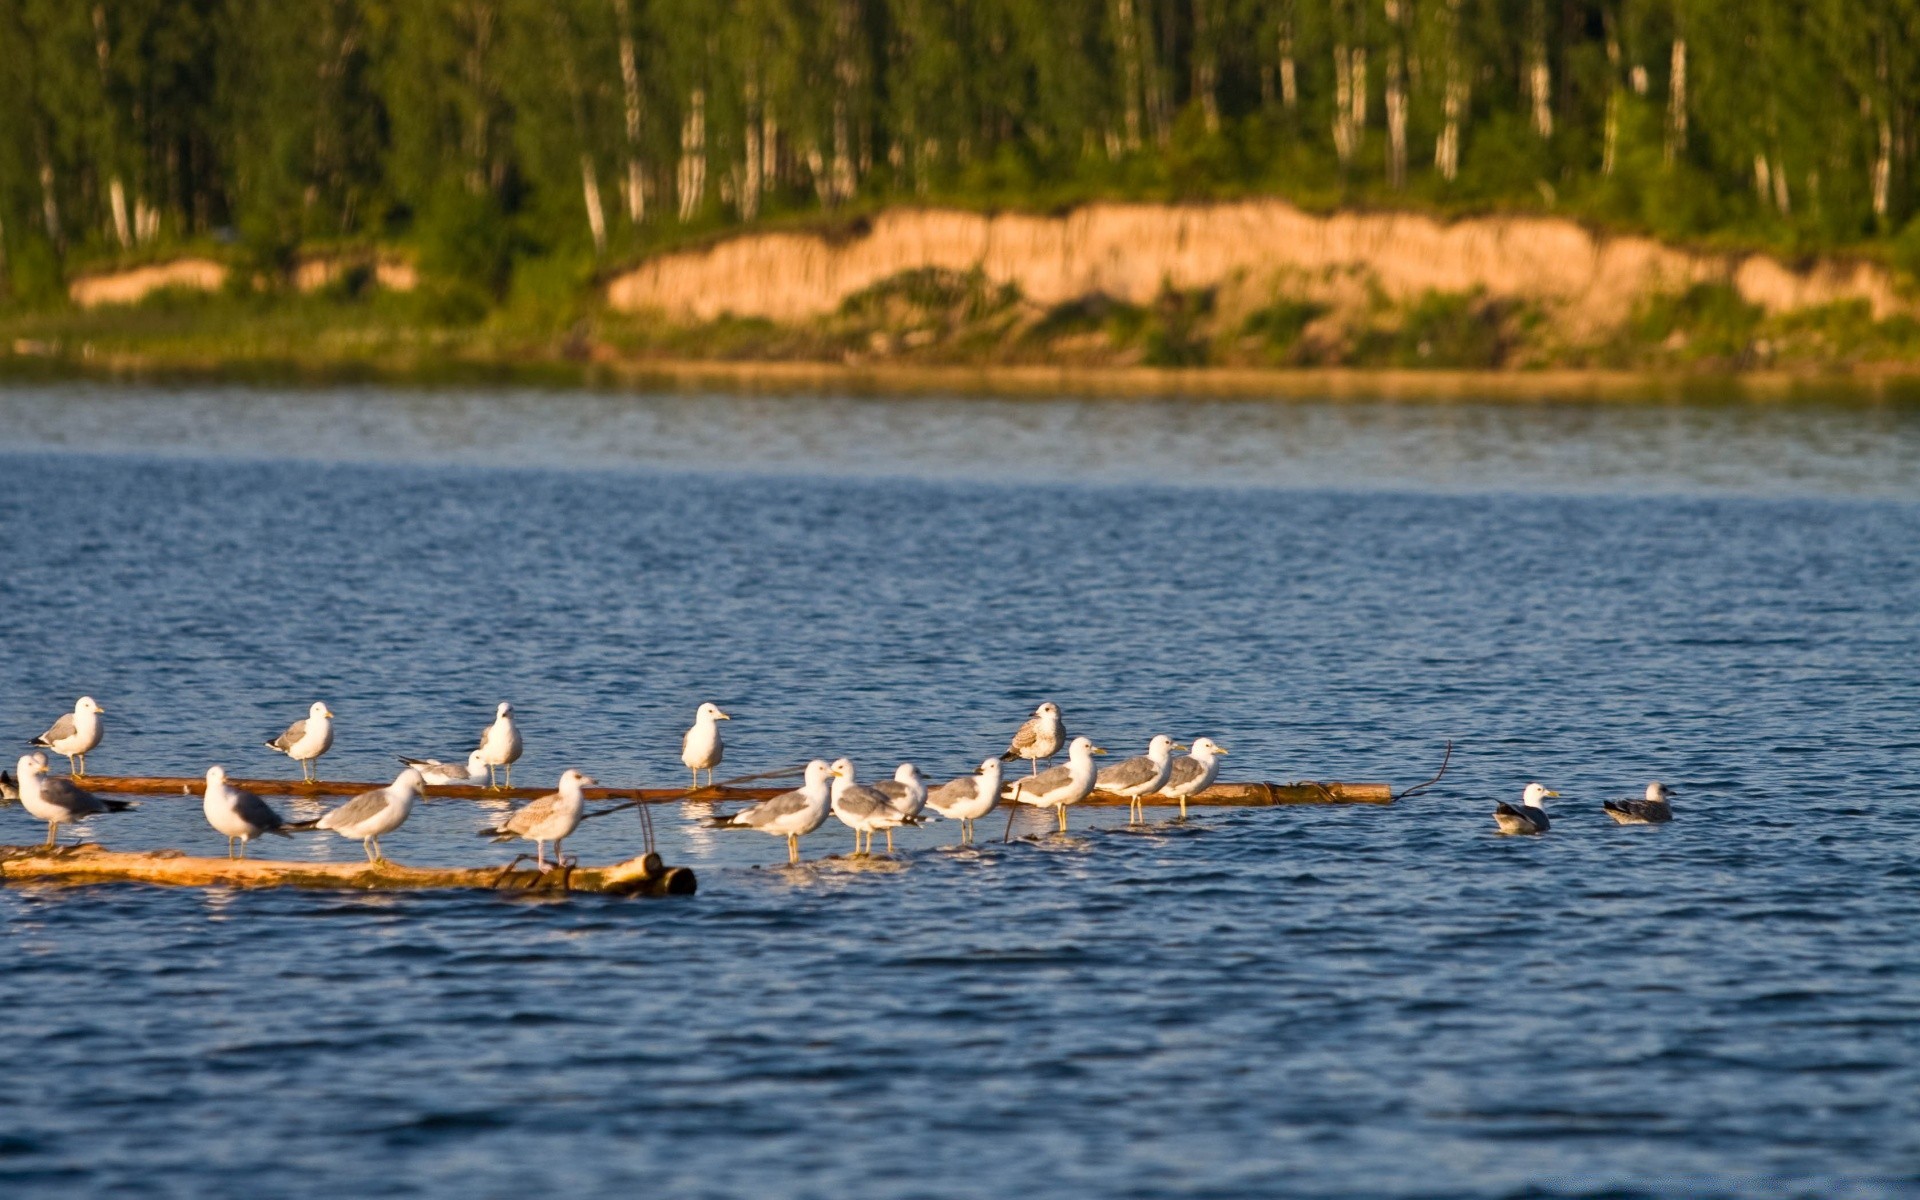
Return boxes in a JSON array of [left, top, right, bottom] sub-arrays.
[[0, 844, 697, 896], [56, 774, 1395, 807]]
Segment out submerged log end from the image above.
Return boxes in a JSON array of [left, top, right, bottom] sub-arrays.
[[595, 851, 698, 897]]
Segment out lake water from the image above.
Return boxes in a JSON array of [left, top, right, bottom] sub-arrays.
[[2, 381, 1918, 1197]]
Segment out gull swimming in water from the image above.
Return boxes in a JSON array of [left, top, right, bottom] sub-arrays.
[[681, 703, 731, 788], [1494, 783, 1557, 835], [1007, 736, 1107, 833], [264, 701, 334, 782], [304, 767, 423, 862], [830, 758, 903, 855], [1001, 702, 1065, 776], [711, 759, 836, 863], [1161, 737, 1227, 819], [870, 763, 928, 853], [484, 769, 596, 870], [398, 750, 490, 788], [15, 752, 136, 845], [1604, 782, 1675, 825], [475, 702, 522, 789], [1097, 734, 1184, 824], [926, 758, 1002, 844], [33, 696, 105, 777], [202, 765, 291, 859]]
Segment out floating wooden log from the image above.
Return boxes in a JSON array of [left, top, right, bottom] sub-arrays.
[[0, 844, 697, 896], [47, 774, 1394, 807]]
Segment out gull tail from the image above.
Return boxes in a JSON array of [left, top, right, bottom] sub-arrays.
[[283, 818, 323, 831], [700, 815, 749, 830], [101, 799, 138, 813], [477, 826, 515, 841], [998, 748, 1021, 762]]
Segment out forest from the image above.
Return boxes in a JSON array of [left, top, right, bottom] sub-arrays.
[[4, 1, 1920, 355]]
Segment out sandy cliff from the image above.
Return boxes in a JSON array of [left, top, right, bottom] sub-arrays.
[[606, 202, 1905, 331]]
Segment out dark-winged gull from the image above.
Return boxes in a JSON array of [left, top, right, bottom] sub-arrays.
[[681, 702, 731, 788], [1097, 734, 1184, 824], [1161, 737, 1228, 819], [926, 758, 1003, 844], [710, 759, 836, 863], [15, 752, 136, 845], [475, 702, 522, 788], [202, 765, 291, 858], [830, 758, 904, 855], [264, 701, 334, 782], [872, 763, 928, 852], [1, 768, 16, 804], [1007, 736, 1107, 833], [398, 750, 489, 787], [1001, 702, 1065, 776], [483, 768, 595, 869], [1494, 783, 1557, 835], [33, 696, 105, 776], [302, 767, 423, 863], [1604, 782, 1675, 825]]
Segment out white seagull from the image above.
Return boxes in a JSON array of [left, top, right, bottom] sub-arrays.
[[15, 752, 135, 845], [1161, 737, 1228, 819], [1097, 734, 1185, 824], [681, 702, 731, 788], [712, 759, 836, 863], [1494, 783, 1557, 835], [306, 767, 424, 862], [1001, 702, 1065, 776], [202, 765, 291, 859], [926, 758, 1003, 844], [484, 769, 596, 870], [398, 750, 490, 787], [1604, 781, 1675, 825], [264, 701, 334, 782], [33, 696, 105, 777], [1007, 736, 1107, 834], [873, 763, 929, 849], [830, 758, 905, 855], [475, 702, 523, 789]]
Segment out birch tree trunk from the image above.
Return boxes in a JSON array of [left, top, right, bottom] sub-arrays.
[[1113, 0, 1143, 148], [678, 88, 706, 221], [1435, 0, 1466, 181], [1383, 0, 1406, 188], [1279, 14, 1298, 109], [1193, 0, 1220, 134], [1528, 0, 1552, 138], [612, 0, 645, 224], [92, 4, 131, 249], [1666, 38, 1687, 163]]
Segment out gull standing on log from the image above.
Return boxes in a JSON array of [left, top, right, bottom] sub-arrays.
[[926, 758, 1003, 844], [830, 758, 902, 855], [1604, 782, 1675, 825], [33, 696, 105, 777], [303, 766, 423, 863], [15, 752, 135, 846], [1001, 702, 1065, 776], [202, 765, 291, 859], [483, 769, 596, 870], [1161, 737, 1228, 819], [476, 702, 522, 789], [1007, 736, 1107, 834], [264, 701, 334, 782], [872, 763, 928, 853], [711, 759, 836, 863], [681, 703, 731, 789], [398, 750, 489, 788], [1097, 735, 1185, 824], [1493, 783, 1557, 835]]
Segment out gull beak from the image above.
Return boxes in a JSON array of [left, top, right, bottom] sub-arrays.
[[324, 709, 335, 719], [1092, 746, 1108, 756], [716, 710, 732, 721], [1215, 746, 1229, 755], [580, 775, 599, 787], [1545, 789, 1561, 798], [1172, 743, 1190, 752]]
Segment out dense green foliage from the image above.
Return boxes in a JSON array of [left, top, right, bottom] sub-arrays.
[[6, 0, 1920, 302]]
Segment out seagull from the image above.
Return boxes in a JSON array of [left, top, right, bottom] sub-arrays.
[[1, 768, 17, 804], [202, 765, 291, 859], [1097, 734, 1185, 824], [303, 767, 423, 863], [14, 752, 135, 845], [1604, 782, 1675, 825], [926, 758, 1003, 844], [1161, 737, 1228, 819], [681, 703, 731, 788], [1007, 736, 1107, 834], [483, 769, 596, 870], [1001, 701, 1065, 776], [1494, 783, 1558, 835], [33, 696, 105, 776], [871, 763, 928, 853], [398, 750, 489, 787], [475, 702, 522, 789], [264, 701, 334, 782], [710, 759, 836, 863], [830, 758, 903, 855]]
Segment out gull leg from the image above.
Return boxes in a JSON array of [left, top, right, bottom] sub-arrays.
[[1058, 807, 1069, 834], [504, 764, 513, 789], [787, 834, 798, 864], [45, 821, 57, 846], [885, 828, 895, 854]]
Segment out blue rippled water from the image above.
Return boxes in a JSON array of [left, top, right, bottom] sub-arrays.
[[2, 383, 1918, 1198]]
